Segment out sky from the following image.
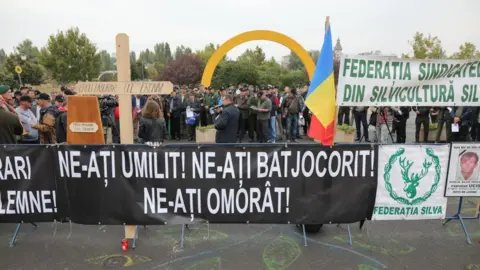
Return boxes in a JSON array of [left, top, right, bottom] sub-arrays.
[[1, 0, 479, 61]]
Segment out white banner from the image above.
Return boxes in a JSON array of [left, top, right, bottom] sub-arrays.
[[337, 55, 480, 106], [446, 143, 480, 197], [373, 144, 449, 220]]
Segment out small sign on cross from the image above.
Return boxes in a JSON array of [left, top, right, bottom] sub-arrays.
[[74, 81, 173, 96]]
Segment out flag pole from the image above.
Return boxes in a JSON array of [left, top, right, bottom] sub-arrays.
[[312, 16, 336, 145], [326, 16, 339, 145]]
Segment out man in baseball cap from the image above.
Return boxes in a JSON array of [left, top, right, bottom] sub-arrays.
[[32, 93, 59, 144], [0, 85, 13, 108]]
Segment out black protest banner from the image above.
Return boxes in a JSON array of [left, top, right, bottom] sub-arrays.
[[56, 144, 378, 225], [0, 145, 63, 223]]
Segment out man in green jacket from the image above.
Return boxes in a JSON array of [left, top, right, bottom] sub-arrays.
[[255, 91, 272, 143], [204, 87, 218, 125], [0, 85, 24, 144]]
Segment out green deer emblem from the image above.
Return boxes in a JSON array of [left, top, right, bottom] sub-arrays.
[[398, 156, 432, 198]]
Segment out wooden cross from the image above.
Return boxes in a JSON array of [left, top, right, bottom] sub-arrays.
[[68, 34, 173, 239]]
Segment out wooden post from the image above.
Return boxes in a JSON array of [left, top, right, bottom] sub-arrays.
[[116, 34, 134, 145], [116, 34, 136, 240]]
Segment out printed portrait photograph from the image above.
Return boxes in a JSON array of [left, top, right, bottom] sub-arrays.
[[456, 151, 480, 181]]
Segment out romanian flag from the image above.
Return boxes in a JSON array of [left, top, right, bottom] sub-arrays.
[[305, 19, 336, 146]]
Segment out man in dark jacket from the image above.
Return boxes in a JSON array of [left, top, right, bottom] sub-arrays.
[[413, 106, 431, 143], [435, 107, 453, 143], [248, 89, 258, 142], [169, 91, 182, 140], [235, 87, 250, 142], [54, 95, 68, 143], [453, 106, 473, 142], [214, 94, 240, 143], [392, 106, 410, 143], [179, 86, 189, 138], [300, 83, 311, 138]]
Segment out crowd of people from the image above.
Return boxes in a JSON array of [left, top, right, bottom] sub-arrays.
[[1, 82, 480, 146], [129, 84, 312, 144], [340, 105, 480, 144], [0, 85, 71, 145], [0, 83, 314, 145]]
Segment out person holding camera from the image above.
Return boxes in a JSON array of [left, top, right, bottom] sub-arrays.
[[214, 94, 239, 143], [99, 94, 117, 143]]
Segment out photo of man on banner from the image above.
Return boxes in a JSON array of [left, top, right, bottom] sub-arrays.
[[456, 151, 480, 181]]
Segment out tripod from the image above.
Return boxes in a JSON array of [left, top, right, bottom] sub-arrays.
[[378, 107, 395, 143]]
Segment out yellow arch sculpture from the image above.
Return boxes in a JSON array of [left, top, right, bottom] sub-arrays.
[[201, 30, 316, 87]]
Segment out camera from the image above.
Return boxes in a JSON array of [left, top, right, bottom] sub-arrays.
[[99, 95, 117, 127]]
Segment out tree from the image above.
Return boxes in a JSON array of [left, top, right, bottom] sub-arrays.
[[309, 50, 320, 64], [196, 43, 218, 63], [145, 64, 159, 80], [450, 42, 479, 59], [405, 32, 446, 59], [3, 53, 45, 85], [257, 57, 283, 86], [130, 62, 139, 81], [0, 69, 19, 89], [212, 61, 259, 88], [286, 51, 303, 70], [130, 51, 137, 64], [164, 43, 173, 63], [16, 39, 41, 63], [174, 45, 193, 59], [40, 27, 100, 83], [237, 46, 266, 66], [133, 60, 148, 80], [153, 42, 173, 65], [99, 50, 115, 71], [280, 70, 308, 89], [138, 49, 154, 64], [0, 49, 6, 67], [157, 54, 204, 85]]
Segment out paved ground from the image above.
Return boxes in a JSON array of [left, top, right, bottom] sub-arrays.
[[0, 112, 461, 270], [1, 197, 480, 270]]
